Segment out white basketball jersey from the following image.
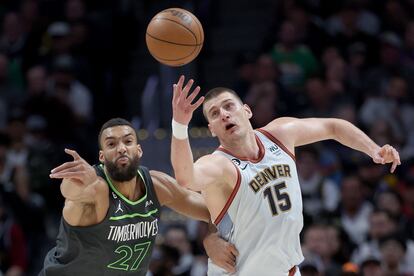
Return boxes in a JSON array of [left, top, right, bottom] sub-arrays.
[[208, 129, 304, 276]]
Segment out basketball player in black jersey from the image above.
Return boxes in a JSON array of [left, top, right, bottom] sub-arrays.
[[39, 118, 236, 276]]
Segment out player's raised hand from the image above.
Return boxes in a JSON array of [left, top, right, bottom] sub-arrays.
[[50, 149, 98, 185], [371, 144, 401, 173], [203, 232, 239, 273], [172, 75, 204, 125]]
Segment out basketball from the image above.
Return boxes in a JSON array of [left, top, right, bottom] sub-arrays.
[[146, 8, 204, 67]]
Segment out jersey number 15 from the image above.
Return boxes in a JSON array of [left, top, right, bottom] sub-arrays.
[[263, 182, 292, 216]]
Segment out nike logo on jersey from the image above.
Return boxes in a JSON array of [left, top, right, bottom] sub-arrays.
[[145, 200, 153, 207], [232, 158, 247, 170], [112, 192, 117, 199]]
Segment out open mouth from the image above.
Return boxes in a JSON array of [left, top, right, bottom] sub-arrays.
[[225, 123, 236, 131]]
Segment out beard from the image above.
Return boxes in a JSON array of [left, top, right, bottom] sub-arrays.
[[104, 155, 140, 182]]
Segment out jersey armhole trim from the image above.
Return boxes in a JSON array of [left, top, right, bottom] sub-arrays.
[[256, 128, 296, 161], [214, 163, 241, 225]]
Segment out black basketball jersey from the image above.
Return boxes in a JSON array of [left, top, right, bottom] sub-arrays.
[[40, 165, 161, 276]]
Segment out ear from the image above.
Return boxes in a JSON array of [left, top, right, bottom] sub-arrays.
[[98, 150, 104, 163], [136, 144, 143, 158], [208, 123, 216, 137], [244, 104, 253, 119]]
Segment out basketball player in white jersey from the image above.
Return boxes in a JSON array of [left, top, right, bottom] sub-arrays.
[[170, 76, 401, 276]]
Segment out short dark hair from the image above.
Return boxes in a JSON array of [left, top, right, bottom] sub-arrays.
[[202, 87, 242, 120], [98, 118, 136, 149]]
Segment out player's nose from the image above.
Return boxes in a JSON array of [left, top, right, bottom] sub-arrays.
[[117, 143, 127, 154], [220, 109, 230, 120]]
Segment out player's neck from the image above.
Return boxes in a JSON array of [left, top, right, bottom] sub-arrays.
[[112, 176, 144, 201], [221, 131, 259, 159]]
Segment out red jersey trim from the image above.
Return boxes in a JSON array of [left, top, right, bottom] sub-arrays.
[[256, 128, 296, 161], [214, 163, 241, 225], [217, 134, 265, 163]]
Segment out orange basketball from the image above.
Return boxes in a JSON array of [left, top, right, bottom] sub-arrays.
[[146, 8, 204, 67]]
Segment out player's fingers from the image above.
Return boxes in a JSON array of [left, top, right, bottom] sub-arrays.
[[390, 149, 400, 173], [372, 155, 384, 164], [185, 85, 201, 104], [190, 95, 204, 112], [65, 148, 82, 160], [181, 79, 194, 98], [50, 160, 82, 173], [54, 164, 84, 174], [176, 75, 185, 90], [172, 84, 178, 104], [223, 259, 236, 273], [229, 244, 239, 257], [214, 259, 235, 274], [49, 171, 83, 179]]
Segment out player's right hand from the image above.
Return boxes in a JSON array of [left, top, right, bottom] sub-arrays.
[[172, 75, 204, 125], [50, 148, 98, 185], [203, 232, 239, 273]]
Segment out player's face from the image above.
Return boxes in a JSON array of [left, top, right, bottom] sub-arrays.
[[99, 126, 142, 182], [204, 92, 252, 140]]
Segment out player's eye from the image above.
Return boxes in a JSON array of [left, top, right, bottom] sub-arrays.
[[225, 102, 234, 110]]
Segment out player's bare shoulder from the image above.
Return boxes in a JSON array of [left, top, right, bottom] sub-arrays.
[[262, 117, 299, 150], [195, 153, 237, 187]]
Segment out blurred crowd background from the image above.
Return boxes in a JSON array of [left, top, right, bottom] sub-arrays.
[[0, 0, 414, 275]]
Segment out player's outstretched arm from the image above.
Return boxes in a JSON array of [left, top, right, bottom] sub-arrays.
[[50, 149, 108, 226], [150, 170, 210, 222], [265, 117, 401, 172], [170, 75, 205, 191]]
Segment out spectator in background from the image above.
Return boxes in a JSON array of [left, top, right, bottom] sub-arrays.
[[47, 54, 92, 123], [379, 234, 412, 275], [41, 21, 72, 67], [0, 54, 23, 113], [296, 145, 339, 219], [337, 175, 373, 244], [244, 81, 280, 129], [359, 256, 382, 276], [0, 11, 26, 90], [270, 20, 319, 92], [365, 32, 414, 98], [302, 224, 342, 276], [402, 21, 414, 68], [23, 64, 78, 152], [400, 171, 414, 240], [352, 209, 398, 263], [346, 42, 369, 106], [232, 51, 256, 101], [164, 225, 195, 276], [382, 0, 410, 35], [302, 76, 335, 118], [148, 244, 180, 276], [64, 0, 86, 23], [360, 76, 414, 160], [0, 194, 27, 276]]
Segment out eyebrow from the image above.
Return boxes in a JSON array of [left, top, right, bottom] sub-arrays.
[[104, 133, 134, 142], [207, 99, 233, 115]]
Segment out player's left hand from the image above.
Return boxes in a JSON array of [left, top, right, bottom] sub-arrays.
[[172, 75, 204, 125], [203, 232, 238, 273], [372, 144, 401, 173]]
